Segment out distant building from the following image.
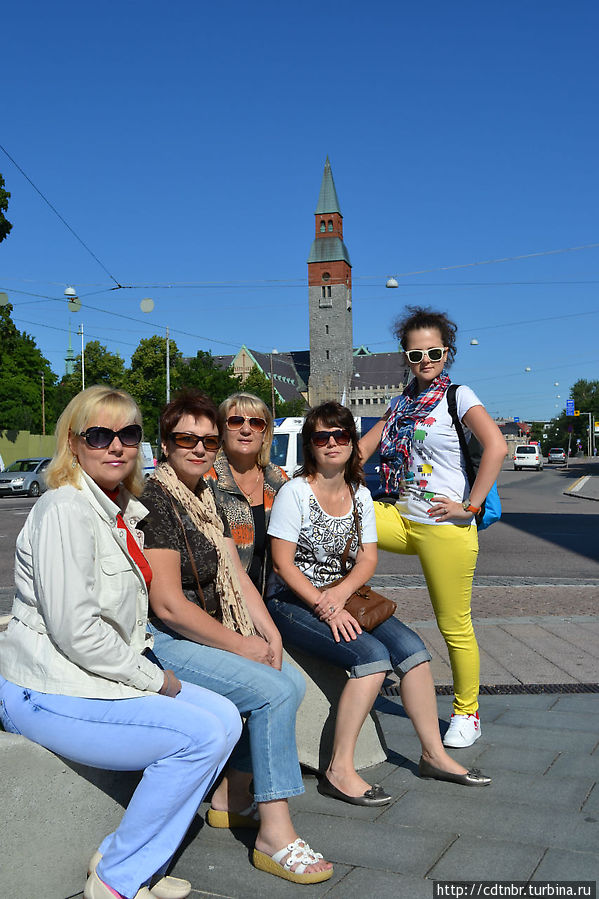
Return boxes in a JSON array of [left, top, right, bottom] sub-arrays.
[[64, 325, 76, 376], [214, 158, 408, 414]]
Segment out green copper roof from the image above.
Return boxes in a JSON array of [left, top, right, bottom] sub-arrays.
[[315, 156, 342, 215], [307, 236, 351, 265]]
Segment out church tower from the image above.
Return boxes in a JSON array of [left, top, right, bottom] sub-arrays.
[[307, 157, 353, 407]]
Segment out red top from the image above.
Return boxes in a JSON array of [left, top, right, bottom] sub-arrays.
[[104, 488, 153, 588]]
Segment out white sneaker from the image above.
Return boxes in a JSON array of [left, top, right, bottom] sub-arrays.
[[443, 711, 481, 748]]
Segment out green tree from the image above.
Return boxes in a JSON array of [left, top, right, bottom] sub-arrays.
[[0, 304, 56, 431], [0, 173, 12, 244], [53, 341, 127, 421], [540, 380, 599, 454], [241, 365, 274, 407], [125, 335, 183, 442], [177, 351, 241, 405]]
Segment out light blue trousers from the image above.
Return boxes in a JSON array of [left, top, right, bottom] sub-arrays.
[[148, 621, 306, 802], [0, 675, 241, 899]]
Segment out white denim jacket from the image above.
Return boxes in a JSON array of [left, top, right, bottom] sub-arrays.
[[0, 470, 165, 699]]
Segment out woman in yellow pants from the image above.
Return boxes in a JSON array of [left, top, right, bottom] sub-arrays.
[[360, 307, 506, 747]]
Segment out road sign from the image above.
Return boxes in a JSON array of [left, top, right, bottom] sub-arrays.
[[513, 416, 520, 422], [566, 400, 575, 416], [574, 410, 580, 416], [567, 425, 573, 432]]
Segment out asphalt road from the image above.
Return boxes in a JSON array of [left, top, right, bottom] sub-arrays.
[[1, 461, 597, 610]]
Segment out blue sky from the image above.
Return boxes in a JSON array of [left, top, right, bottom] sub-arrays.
[[2, 1, 598, 421]]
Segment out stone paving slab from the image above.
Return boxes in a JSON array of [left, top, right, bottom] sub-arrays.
[[473, 744, 559, 774], [498, 621, 599, 682], [325, 867, 434, 899], [427, 834, 545, 881], [493, 706, 599, 734], [384, 791, 599, 853], [534, 847, 599, 880]]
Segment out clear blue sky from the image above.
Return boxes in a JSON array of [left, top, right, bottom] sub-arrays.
[[2, 1, 598, 421]]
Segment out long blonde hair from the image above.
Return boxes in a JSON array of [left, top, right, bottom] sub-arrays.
[[218, 392, 273, 468], [46, 385, 144, 495]]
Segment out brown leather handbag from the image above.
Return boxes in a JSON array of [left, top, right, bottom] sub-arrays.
[[318, 487, 397, 632]]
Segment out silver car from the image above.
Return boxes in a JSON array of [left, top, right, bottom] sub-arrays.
[[0, 458, 51, 497]]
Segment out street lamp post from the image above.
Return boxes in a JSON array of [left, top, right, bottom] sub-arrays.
[[77, 323, 85, 390]]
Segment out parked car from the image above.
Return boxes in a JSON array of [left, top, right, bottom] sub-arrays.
[[513, 445, 543, 471], [0, 458, 51, 496], [547, 447, 567, 465]]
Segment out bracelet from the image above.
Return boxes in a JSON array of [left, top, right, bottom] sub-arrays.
[[462, 499, 481, 515]]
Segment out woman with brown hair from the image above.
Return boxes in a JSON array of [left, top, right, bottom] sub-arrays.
[[140, 390, 332, 886], [267, 402, 491, 807]]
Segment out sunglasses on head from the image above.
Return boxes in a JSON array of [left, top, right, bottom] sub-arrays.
[[168, 432, 221, 452], [78, 424, 142, 449], [405, 347, 446, 364], [310, 429, 352, 448], [226, 415, 267, 433]]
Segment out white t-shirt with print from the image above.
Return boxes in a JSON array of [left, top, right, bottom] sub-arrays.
[[389, 385, 483, 526], [267, 477, 377, 590]]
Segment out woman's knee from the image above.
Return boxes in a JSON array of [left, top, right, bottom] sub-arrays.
[[280, 661, 307, 707]]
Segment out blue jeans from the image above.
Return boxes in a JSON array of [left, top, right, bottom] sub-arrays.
[[148, 621, 306, 802], [266, 589, 431, 678], [0, 674, 241, 899]]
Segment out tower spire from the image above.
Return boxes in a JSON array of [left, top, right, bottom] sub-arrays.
[[315, 156, 342, 215]]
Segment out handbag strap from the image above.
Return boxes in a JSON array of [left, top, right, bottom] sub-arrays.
[[339, 484, 364, 575], [155, 483, 207, 611], [446, 384, 476, 490]]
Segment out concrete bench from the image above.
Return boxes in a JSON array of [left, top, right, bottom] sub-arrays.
[[283, 646, 389, 772]]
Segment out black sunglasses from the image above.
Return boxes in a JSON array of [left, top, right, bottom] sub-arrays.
[[78, 424, 142, 449], [310, 429, 352, 448], [168, 432, 221, 452], [405, 347, 446, 364]]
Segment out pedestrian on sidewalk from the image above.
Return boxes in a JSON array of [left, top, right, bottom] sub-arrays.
[[0, 386, 242, 899], [360, 307, 507, 748]]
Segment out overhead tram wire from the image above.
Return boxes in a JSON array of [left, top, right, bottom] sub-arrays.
[[0, 143, 123, 288]]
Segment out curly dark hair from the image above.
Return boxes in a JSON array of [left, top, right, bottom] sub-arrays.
[[297, 402, 364, 486], [160, 389, 219, 447], [392, 305, 458, 365]]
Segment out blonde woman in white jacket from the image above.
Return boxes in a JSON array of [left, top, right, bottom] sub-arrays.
[[0, 386, 241, 899]]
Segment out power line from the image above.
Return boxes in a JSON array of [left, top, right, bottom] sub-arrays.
[[0, 143, 122, 287]]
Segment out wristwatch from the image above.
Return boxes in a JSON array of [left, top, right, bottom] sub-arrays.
[[462, 500, 481, 514]]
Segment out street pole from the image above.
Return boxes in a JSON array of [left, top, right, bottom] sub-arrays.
[[41, 372, 46, 436], [77, 323, 85, 390], [166, 326, 170, 403], [269, 352, 276, 419]]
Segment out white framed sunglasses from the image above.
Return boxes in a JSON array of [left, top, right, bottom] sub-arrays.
[[405, 346, 446, 364]]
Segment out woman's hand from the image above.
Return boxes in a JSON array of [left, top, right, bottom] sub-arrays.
[[314, 585, 349, 622], [327, 608, 362, 643], [159, 669, 182, 697], [238, 634, 278, 667], [427, 496, 474, 523]]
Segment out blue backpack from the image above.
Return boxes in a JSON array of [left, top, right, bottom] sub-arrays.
[[446, 384, 501, 531]]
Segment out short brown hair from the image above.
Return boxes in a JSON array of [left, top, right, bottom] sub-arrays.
[[160, 390, 219, 449], [298, 402, 364, 486]]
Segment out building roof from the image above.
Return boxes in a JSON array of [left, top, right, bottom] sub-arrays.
[[315, 156, 342, 215], [307, 236, 351, 265], [353, 352, 408, 389]]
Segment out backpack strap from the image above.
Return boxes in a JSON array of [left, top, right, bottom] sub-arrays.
[[447, 384, 476, 490]]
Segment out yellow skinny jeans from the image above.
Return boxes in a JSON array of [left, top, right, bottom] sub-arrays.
[[374, 502, 480, 715]]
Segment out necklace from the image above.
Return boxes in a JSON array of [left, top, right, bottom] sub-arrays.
[[232, 467, 263, 503]]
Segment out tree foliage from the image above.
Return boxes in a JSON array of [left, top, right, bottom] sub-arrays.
[[125, 336, 183, 442], [538, 380, 599, 453], [240, 365, 307, 418], [178, 351, 241, 404], [0, 304, 56, 431], [53, 341, 127, 421], [0, 173, 12, 244]]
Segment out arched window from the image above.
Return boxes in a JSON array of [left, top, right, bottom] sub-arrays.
[[322, 271, 330, 282], [320, 221, 326, 232], [327, 220, 333, 232]]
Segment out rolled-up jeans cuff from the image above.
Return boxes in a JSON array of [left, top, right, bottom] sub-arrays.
[[394, 648, 432, 677]]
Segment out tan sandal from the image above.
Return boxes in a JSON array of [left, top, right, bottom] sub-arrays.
[[206, 801, 260, 829], [252, 838, 333, 884]]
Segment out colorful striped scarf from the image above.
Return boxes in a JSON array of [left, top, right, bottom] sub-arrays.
[[379, 372, 451, 493]]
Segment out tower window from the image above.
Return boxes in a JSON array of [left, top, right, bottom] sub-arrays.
[[322, 272, 330, 281], [327, 220, 333, 232], [325, 325, 329, 335], [326, 285, 331, 297], [326, 350, 330, 360], [320, 221, 326, 232]]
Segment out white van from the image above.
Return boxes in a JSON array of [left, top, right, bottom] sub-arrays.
[[513, 444, 543, 471], [271, 416, 382, 494], [140, 442, 156, 478]]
